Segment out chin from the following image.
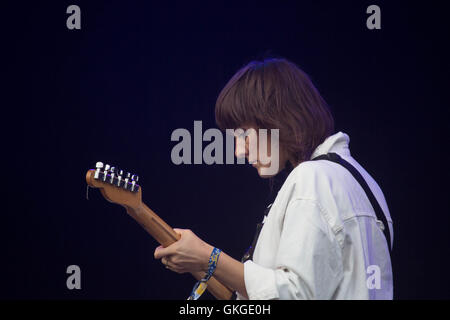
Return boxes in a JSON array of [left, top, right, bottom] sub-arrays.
[[256, 166, 277, 179]]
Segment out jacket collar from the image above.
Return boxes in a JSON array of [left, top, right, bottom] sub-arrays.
[[310, 131, 351, 160]]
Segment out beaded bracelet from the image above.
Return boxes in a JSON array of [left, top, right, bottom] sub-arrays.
[[187, 247, 222, 300]]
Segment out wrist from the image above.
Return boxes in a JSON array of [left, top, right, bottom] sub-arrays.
[[202, 243, 214, 273], [188, 245, 222, 300]]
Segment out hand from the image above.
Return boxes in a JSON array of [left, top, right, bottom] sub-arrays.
[[154, 228, 214, 274]]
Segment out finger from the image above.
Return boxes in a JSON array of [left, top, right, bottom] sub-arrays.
[[164, 257, 180, 272], [154, 245, 175, 259], [153, 245, 163, 259]]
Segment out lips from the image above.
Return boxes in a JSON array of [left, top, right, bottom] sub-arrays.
[[247, 158, 258, 167]]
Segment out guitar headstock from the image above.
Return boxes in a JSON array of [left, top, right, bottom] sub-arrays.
[[86, 162, 142, 210]]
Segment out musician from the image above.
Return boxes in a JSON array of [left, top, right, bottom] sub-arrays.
[[154, 58, 393, 299]]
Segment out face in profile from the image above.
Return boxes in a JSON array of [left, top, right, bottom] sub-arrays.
[[233, 126, 286, 178]]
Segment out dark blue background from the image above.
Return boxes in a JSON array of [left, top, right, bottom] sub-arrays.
[[1, 1, 449, 299]]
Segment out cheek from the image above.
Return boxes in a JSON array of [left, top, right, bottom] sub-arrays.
[[257, 136, 272, 159], [247, 140, 259, 162], [248, 141, 257, 153], [246, 130, 259, 159]]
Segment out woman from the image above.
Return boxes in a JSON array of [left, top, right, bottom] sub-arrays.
[[154, 58, 393, 300]]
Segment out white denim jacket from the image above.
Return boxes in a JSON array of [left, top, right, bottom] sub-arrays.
[[237, 132, 393, 300]]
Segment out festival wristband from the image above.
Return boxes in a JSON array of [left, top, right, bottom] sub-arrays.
[[187, 247, 222, 300]]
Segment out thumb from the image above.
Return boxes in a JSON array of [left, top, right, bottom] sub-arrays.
[[173, 228, 186, 237]]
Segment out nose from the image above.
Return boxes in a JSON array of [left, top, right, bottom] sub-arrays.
[[235, 136, 248, 160]]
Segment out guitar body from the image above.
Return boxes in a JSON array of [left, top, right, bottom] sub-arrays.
[[85, 168, 232, 300]]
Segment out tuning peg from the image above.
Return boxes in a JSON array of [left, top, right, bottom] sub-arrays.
[[109, 167, 117, 184], [131, 174, 139, 192], [103, 164, 110, 181], [123, 172, 131, 190], [115, 168, 122, 186], [116, 169, 124, 187], [94, 162, 104, 179]]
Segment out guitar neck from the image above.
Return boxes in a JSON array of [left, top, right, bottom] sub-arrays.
[[125, 203, 233, 300]]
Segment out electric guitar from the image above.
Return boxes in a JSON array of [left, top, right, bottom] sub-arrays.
[[85, 162, 233, 300]]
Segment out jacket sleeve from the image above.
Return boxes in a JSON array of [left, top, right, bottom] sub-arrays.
[[242, 199, 343, 300]]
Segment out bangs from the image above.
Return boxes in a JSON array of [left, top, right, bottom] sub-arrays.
[[215, 62, 265, 130]]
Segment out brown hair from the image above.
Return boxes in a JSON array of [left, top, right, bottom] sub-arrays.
[[215, 58, 335, 166]]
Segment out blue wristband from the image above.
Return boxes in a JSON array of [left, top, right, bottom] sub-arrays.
[[187, 247, 222, 300]]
